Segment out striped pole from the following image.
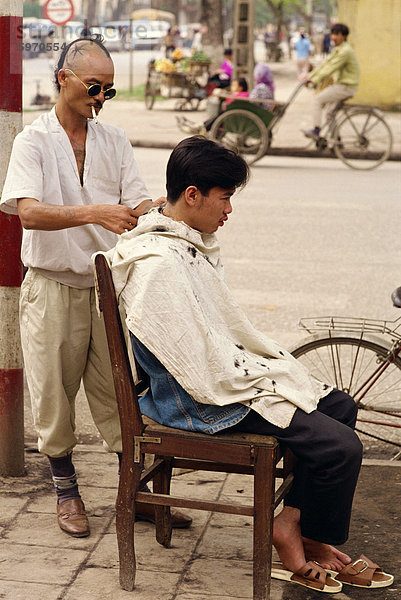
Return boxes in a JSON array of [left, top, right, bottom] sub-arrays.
[[0, 0, 24, 475]]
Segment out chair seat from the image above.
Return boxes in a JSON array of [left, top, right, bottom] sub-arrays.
[[143, 415, 278, 447], [140, 416, 281, 467]]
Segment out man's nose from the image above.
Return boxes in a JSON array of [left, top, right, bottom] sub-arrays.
[[92, 91, 105, 102], [224, 201, 233, 214]]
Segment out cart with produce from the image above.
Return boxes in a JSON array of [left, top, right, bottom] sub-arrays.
[[144, 49, 211, 111]]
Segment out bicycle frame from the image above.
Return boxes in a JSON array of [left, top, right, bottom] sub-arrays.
[[297, 315, 401, 429], [265, 81, 305, 136]]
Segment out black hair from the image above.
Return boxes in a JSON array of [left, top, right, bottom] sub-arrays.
[[54, 36, 111, 92], [331, 23, 349, 37], [237, 77, 248, 92], [166, 136, 249, 204], [224, 47, 233, 56]]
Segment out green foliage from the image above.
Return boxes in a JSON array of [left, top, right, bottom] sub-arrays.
[[264, 0, 335, 20], [256, 0, 274, 26]]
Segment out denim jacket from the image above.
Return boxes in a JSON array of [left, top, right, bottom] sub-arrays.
[[131, 333, 250, 434]]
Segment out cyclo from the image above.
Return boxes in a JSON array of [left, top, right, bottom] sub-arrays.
[[208, 81, 392, 170]]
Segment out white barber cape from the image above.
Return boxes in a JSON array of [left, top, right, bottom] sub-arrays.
[[102, 208, 331, 429]]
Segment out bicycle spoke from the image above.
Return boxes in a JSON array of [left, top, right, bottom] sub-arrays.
[[333, 109, 392, 170], [292, 337, 401, 446]]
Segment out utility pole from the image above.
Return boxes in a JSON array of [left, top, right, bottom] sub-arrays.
[[0, 0, 24, 476], [231, 0, 255, 87]]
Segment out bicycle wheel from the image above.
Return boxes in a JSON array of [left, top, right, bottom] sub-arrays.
[[333, 109, 392, 170], [144, 82, 156, 110], [209, 109, 268, 165], [291, 335, 401, 446]]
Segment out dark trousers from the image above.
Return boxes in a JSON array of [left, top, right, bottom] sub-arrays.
[[230, 390, 363, 545]]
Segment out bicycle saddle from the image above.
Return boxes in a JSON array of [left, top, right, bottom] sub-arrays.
[[391, 287, 401, 308]]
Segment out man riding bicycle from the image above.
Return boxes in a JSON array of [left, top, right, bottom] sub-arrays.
[[303, 23, 360, 139]]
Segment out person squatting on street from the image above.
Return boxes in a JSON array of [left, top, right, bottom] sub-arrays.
[[103, 136, 394, 593], [303, 23, 360, 139], [0, 36, 191, 538]]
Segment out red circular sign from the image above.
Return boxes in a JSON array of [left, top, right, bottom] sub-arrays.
[[44, 0, 74, 26]]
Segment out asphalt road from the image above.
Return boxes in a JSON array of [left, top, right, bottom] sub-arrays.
[[21, 150, 401, 460]]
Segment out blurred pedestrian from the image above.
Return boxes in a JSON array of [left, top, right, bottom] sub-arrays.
[[294, 31, 311, 79], [163, 27, 176, 58], [191, 27, 204, 51], [322, 30, 332, 56]]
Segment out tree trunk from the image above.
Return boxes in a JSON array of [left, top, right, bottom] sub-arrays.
[[200, 0, 224, 72]]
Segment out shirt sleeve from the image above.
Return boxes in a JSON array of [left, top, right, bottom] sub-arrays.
[[310, 46, 348, 84], [119, 135, 151, 209], [0, 133, 44, 215]]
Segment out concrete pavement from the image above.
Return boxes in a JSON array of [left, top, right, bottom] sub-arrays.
[[1, 443, 400, 600]]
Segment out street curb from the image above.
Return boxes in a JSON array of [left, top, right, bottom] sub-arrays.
[[362, 458, 401, 467], [130, 139, 401, 162]]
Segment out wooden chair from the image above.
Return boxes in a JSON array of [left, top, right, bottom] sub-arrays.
[[95, 253, 295, 600]]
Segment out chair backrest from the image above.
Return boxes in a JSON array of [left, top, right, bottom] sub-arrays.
[[94, 253, 146, 440]]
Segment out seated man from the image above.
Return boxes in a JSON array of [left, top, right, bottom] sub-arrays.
[[105, 136, 393, 593], [303, 23, 360, 139]]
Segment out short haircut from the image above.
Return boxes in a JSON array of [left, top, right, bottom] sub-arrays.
[[331, 23, 349, 37], [166, 136, 249, 203], [54, 36, 111, 92], [224, 47, 233, 56]]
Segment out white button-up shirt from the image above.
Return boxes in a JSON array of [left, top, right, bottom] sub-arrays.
[[1, 107, 150, 288]]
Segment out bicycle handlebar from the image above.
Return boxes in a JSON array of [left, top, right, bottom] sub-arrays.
[[283, 81, 307, 109]]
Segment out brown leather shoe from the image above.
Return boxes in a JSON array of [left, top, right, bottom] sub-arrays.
[[57, 498, 90, 537], [135, 501, 192, 529]]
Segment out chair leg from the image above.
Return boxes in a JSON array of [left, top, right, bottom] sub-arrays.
[[253, 447, 276, 600], [116, 458, 141, 591], [152, 456, 173, 547]]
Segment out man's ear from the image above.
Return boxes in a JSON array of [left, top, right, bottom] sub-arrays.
[[58, 69, 68, 89], [184, 186, 199, 207]]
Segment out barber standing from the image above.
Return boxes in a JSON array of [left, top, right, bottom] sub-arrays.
[[0, 37, 191, 537]]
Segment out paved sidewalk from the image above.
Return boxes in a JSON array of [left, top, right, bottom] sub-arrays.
[[1, 443, 400, 600], [23, 59, 401, 158]]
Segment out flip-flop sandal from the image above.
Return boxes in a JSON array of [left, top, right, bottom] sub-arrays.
[[327, 554, 394, 588], [271, 561, 343, 593]]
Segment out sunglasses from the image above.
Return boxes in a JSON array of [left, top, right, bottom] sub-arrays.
[[64, 68, 116, 100]]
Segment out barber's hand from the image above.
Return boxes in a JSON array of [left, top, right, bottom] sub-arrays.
[[94, 205, 139, 234], [152, 196, 166, 207]]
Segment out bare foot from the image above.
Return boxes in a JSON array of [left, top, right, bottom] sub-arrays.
[[303, 537, 352, 571], [273, 507, 306, 573]]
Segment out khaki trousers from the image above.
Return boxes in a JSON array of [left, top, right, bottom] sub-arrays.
[[20, 269, 122, 457], [296, 57, 309, 77], [312, 83, 355, 128]]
